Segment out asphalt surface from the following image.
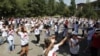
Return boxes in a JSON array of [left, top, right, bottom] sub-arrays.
[[0, 29, 100, 56]]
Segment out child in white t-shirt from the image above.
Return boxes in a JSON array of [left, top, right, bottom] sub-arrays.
[[16, 26, 29, 56], [34, 25, 40, 45], [1, 25, 8, 42], [0, 20, 3, 29], [7, 25, 15, 52], [44, 34, 67, 56]]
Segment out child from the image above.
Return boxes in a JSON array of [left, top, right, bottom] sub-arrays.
[[16, 26, 29, 56], [34, 25, 40, 45], [69, 31, 81, 56], [7, 25, 15, 53], [1, 25, 8, 42], [44, 34, 67, 56]]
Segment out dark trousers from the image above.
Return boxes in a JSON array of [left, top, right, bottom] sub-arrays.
[[72, 28, 74, 31], [35, 34, 40, 43], [55, 32, 58, 37], [82, 30, 85, 37], [90, 47, 98, 56], [71, 53, 79, 56]]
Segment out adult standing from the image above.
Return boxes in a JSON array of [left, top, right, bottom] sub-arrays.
[[90, 22, 100, 56]]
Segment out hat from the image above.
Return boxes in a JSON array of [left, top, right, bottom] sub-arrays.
[[72, 31, 78, 35]]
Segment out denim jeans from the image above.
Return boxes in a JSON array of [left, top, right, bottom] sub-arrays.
[[63, 28, 68, 37], [8, 40, 14, 51], [46, 30, 50, 37], [0, 37, 4, 44]]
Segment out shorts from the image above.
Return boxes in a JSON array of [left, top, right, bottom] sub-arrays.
[[21, 44, 29, 47]]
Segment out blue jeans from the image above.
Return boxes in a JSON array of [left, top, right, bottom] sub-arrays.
[[46, 31, 50, 37], [8, 40, 14, 51], [0, 37, 3, 44], [74, 28, 78, 33]]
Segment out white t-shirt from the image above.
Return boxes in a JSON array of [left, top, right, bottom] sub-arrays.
[[25, 23, 30, 33], [18, 32, 29, 45], [58, 24, 64, 33], [8, 21, 12, 25], [39, 24, 44, 30], [69, 38, 80, 54], [31, 21, 35, 27], [7, 30, 14, 40], [1, 28, 8, 37], [54, 25, 58, 32], [12, 20, 15, 25], [0, 21, 3, 29], [34, 28, 40, 35], [48, 44, 59, 56]]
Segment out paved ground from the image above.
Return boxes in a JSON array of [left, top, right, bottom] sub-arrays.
[[0, 28, 100, 56], [0, 30, 69, 56]]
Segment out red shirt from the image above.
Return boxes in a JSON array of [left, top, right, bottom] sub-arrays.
[[91, 33, 100, 48], [65, 20, 68, 26]]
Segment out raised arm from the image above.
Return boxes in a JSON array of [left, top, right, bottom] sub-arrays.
[[16, 27, 21, 35], [44, 39, 55, 56], [57, 37, 67, 47]]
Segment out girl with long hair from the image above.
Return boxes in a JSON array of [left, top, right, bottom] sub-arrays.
[[17, 25, 29, 56]]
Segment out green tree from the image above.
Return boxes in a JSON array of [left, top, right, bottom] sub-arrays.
[[15, 0, 29, 17], [69, 0, 76, 16], [0, 0, 13, 17], [0, 0, 70, 17], [46, 0, 55, 16], [82, 3, 98, 19], [27, 0, 47, 17], [63, 6, 70, 17], [56, 0, 66, 15], [0, 0, 30, 17]]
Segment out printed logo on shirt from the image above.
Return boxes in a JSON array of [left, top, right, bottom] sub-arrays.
[[53, 52, 56, 56], [24, 34, 28, 39]]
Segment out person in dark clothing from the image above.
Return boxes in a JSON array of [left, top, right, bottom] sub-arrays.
[[90, 22, 100, 56], [90, 30, 100, 56], [4, 20, 9, 25]]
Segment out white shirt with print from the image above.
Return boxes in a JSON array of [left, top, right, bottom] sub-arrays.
[[48, 44, 59, 56], [18, 32, 29, 45], [7, 30, 14, 41], [34, 28, 40, 35]]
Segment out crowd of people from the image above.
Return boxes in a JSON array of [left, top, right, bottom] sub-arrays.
[[0, 17, 100, 56]]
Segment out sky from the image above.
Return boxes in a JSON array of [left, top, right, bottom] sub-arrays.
[[64, 0, 97, 5]]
